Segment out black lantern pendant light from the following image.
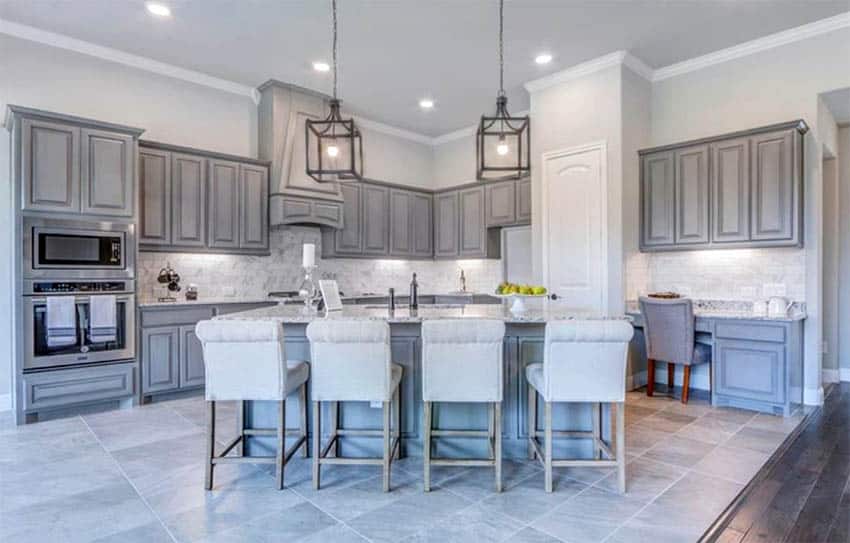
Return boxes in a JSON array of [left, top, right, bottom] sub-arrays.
[[476, 0, 530, 181], [306, 0, 363, 182]]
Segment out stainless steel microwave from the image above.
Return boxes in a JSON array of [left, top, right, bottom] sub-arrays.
[[24, 218, 135, 279]]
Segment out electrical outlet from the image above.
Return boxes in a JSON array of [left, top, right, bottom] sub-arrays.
[[762, 283, 786, 297], [369, 401, 382, 409]]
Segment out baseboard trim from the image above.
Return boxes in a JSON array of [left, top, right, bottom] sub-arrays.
[[803, 386, 825, 406], [0, 393, 11, 413], [823, 369, 840, 384], [840, 368, 850, 382]]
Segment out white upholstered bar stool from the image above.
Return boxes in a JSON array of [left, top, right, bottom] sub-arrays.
[[306, 320, 402, 492], [526, 320, 634, 493], [195, 320, 309, 491], [421, 319, 506, 492]]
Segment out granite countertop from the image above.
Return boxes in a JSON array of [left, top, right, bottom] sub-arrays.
[[625, 300, 807, 322], [214, 302, 614, 324], [137, 297, 280, 308]]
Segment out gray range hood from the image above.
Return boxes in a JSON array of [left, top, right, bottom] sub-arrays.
[[257, 80, 345, 228]]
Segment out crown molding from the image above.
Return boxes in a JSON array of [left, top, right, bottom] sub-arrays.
[[431, 109, 530, 146], [1, 18, 260, 104], [652, 11, 850, 81], [523, 50, 636, 93], [352, 115, 434, 145]]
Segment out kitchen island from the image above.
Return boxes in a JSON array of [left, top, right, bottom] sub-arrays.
[[216, 302, 618, 460]]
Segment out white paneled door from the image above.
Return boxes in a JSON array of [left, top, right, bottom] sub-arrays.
[[542, 143, 607, 315]]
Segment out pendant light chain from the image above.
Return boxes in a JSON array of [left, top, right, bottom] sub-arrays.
[[332, 0, 338, 100], [498, 0, 504, 97]]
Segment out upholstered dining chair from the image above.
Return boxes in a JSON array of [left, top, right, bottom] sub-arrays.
[[526, 319, 634, 493], [195, 319, 309, 491], [639, 296, 711, 403], [306, 319, 402, 492]]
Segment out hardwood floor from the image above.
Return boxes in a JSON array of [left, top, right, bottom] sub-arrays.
[[708, 383, 850, 543]]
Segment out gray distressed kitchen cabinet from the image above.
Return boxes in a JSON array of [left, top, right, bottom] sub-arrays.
[[7, 106, 143, 217], [639, 120, 807, 252], [139, 141, 270, 254], [434, 191, 460, 258], [435, 186, 500, 259], [485, 178, 531, 227], [390, 188, 433, 258], [363, 185, 390, 255]]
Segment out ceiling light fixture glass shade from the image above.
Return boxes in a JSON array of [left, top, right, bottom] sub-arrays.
[[476, 0, 530, 181], [305, 0, 363, 182]]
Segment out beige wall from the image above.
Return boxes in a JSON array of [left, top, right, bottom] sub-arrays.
[[839, 127, 850, 374], [432, 134, 476, 189]]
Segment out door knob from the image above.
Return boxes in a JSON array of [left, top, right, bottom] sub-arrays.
[[549, 293, 559, 300]]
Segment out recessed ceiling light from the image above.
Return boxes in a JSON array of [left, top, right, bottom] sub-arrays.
[[145, 2, 171, 17], [535, 53, 553, 65], [419, 99, 435, 110], [313, 61, 330, 72]]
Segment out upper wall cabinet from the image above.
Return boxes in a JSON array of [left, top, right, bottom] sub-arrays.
[[138, 141, 270, 255], [485, 178, 531, 228], [7, 106, 143, 217], [435, 186, 500, 260], [639, 120, 807, 252]]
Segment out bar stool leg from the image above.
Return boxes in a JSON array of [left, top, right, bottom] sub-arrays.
[[667, 363, 675, 392], [527, 385, 537, 460], [681, 366, 691, 404], [494, 402, 502, 493], [312, 400, 321, 490], [616, 401, 626, 494], [393, 386, 401, 460], [236, 400, 245, 457], [276, 399, 286, 490], [205, 400, 216, 491], [544, 401, 553, 493], [647, 359, 655, 397], [330, 401, 339, 457], [382, 401, 391, 492], [592, 402, 601, 460], [423, 401, 432, 492], [488, 403, 495, 459], [299, 384, 308, 458]]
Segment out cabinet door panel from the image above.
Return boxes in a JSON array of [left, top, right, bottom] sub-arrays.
[[139, 149, 172, 245], [22, 118, 80, 212], [517, 178, 532, 224], [208, 159, 240, 248], [459, 187, 486, 257], [239, 164, 269, 249], [334, 183, 363, 254], [363, 185, 389, 255], [715, 339, 785, 404], [711, 138, 750, 243], [179, 325, 205, 388], [142, 327, 179, 393], [674, 145, 709, 245], [641, 151, 675, 247], [390, 189, 412, 255], [411, 193, 433, 257], [171, 153, 207, 247], [434, 192, 459, 258], [81, 129, 134, 217], [485, 181, 516, 226], [751, 130, 795, 241]]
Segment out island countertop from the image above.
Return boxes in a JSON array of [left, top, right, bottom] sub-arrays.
[[213, 302, 610, 324]]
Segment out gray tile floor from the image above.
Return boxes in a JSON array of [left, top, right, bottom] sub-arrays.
[[0, 391, 804, 543]]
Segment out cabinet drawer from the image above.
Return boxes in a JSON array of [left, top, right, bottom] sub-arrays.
[[714, 322, 785, 343], [141, 306, 214, 327], [715, 339, 785, 404], [23, 363, 134, 411]]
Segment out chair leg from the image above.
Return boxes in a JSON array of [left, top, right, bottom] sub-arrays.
[[312, 400, 321, 490], [236, 400, 245, 457], [527, 384, 537, 460], [330, 401, 339, 458], [592, 402, 601, 460], [205, 400, 216, 491], [494, 402, 502, 493], [382, 401, 391, 492], [681, 366, 691, 404], [647, 359, 655, 397], [275, 399, 286, 490], [488, 402, 495, 459], [667, 363, 675, 391], [393, 386, 401, 460], [299, 384, 308, 458], [423, 401, 432, 492], [616, 401, 626, 494], [544, 401, 553, 493]]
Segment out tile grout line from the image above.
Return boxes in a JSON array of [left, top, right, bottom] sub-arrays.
[[78, 415, 181, 543]]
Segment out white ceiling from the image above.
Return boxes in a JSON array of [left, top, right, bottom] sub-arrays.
[[1, 1, 847, 136]]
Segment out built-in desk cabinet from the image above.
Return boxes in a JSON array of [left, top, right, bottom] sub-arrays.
[[139, 142, 269, 254], [639, 120, 807, 252], [7, 106, 143, 217], [139, 302, 276, 401]]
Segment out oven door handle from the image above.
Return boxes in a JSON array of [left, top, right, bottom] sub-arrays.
[[28, 294, 134, 305]]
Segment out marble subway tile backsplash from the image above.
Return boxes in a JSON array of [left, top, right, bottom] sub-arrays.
[[138, 226, 504, 301], [626, 247, 805, 302]]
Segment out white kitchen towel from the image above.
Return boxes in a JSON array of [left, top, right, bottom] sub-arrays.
[[89, 295, 117, 343], [46, 296, 77, 347]]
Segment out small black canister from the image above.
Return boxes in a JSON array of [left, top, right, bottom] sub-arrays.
[[409, 273, 419, 310], [388, 288, 395, 312]]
